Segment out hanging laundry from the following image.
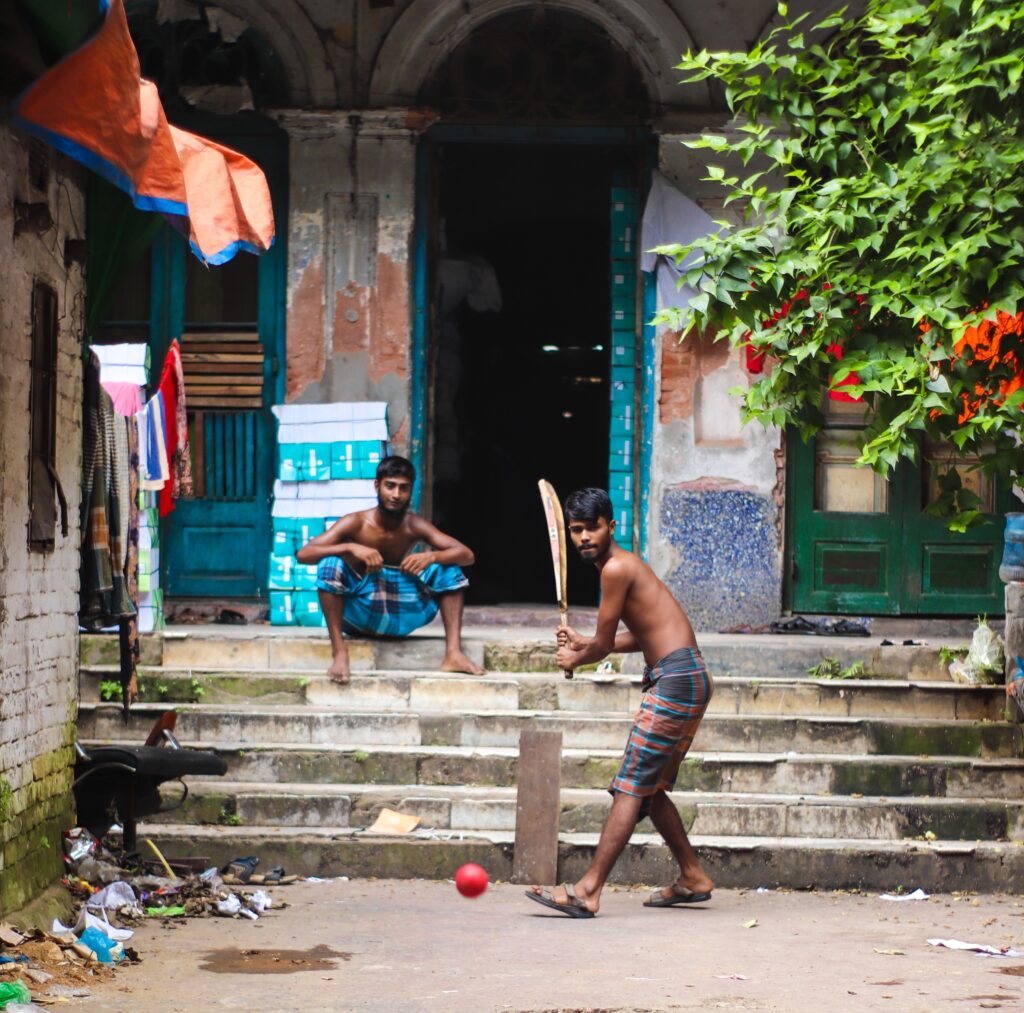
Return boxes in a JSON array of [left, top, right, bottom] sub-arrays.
[[80, 353, 136, 631], [156, 340, 193, 516], [91, 343, 149, 416], [135, 408, 149, 488], [138, 394, 169, 491], [119, 416, 141, 712], [640, 171, 718, 318]]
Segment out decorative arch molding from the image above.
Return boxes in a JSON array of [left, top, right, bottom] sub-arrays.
[[195, 0, 337, 107], [369, 0, 709, 111]]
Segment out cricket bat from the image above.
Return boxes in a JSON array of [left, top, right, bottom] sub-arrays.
[[537, 479, 573, 680]]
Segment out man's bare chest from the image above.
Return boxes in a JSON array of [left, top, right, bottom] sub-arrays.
[[365, 527, 416, 562]]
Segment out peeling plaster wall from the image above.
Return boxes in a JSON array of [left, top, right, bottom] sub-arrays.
[[0, 130, 85, 914], [275, 110, 419, 452], [231, 1, 798, 623], [647, 135, 784, 631]]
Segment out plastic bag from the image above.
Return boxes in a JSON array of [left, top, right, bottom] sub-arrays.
[[86, 881, 136, 912], [968, 618, 1004, 672], [216, 894, 241, 917], [948, 618, 1004, 685], [61, 828, 98, 871], [248, 890, 272, 913], [78, 925, 124, 964], [0, 980, 32, 1008]]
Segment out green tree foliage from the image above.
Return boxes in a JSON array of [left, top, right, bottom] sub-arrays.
[[659, 0, 1024, 525]]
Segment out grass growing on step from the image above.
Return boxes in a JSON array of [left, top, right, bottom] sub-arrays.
[[807, 658, 866, 680], [99, 680, 122, 701], [939, 644, 970, 666], [218, 808, 243, 827]]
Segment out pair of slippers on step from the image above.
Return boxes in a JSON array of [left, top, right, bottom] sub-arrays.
[[221, 856, 296, 885], [525, 882, 711, 918]]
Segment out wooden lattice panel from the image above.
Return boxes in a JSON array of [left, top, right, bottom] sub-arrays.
[[180, 331, 263, 409]]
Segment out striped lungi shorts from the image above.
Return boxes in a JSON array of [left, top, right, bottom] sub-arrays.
[[610, 646, 714, 803], [316, 558, 468, 638]]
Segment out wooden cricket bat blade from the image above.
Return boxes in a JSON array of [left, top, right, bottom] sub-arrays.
[[537, 479, 573, 679]]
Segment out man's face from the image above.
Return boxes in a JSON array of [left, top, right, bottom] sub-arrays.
[[567, 516, 615, 563], [376, 475, 413, 517]]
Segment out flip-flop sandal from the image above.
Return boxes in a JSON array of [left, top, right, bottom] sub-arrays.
[[524, 884, 595, 919], [220, 856, 260, 883], [261, 867, 286, 884], [769, 616, 819, 635], [643, 884, 712, 907]]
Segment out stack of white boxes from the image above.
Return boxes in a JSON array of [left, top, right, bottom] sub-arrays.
[[269, 402, 388, 626], [137, 492, 163, 631]]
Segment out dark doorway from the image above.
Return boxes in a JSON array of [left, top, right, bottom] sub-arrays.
[[431, 141, 627, 605]]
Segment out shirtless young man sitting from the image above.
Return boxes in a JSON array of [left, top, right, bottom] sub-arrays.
[[295, 455, 485, 684], [526, 487, 715, 918]]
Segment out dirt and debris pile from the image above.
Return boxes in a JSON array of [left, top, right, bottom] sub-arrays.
[[0, 833, 293, 1007]]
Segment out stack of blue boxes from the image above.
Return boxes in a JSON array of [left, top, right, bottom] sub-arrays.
[[269, 402, 388, 626], [609, 175, 639, 549]]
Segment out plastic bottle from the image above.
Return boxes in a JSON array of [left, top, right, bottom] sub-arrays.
[[0, 980, 32, 1007]]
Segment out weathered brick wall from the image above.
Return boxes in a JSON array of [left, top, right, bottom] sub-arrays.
[[0, 128, 86, 915]]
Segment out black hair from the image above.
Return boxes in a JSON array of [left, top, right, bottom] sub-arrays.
[[565, 487, 613, 523], [376, 455, 416, 483]]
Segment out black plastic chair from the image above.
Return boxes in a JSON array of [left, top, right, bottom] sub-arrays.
[[73, 712, 227, 852]]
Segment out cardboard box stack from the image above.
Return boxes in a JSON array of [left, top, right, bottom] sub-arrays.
[[609, 174, 639, 549], [269, 402, 388, 626], [137, 493, 164, 631]]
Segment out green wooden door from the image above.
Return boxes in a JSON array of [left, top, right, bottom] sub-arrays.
[[786, 402, 1009, 615], [154, 127, 286, 599]]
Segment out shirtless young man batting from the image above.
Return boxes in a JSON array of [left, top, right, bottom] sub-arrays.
[[295, 455, 485, 684], [526, 487, 715, 918]]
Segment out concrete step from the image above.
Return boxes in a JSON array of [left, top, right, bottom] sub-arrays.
[[133, 822, 1024, 892], [76, 701, 1023, 756], [79, 666, 1007, 721], [78, 739, 1024, 799], [152, 779, 1024, 842], [79, 629, 963, 681]]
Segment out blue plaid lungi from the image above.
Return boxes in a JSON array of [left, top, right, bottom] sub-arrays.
[[316, 558, 469, 637], [610, 646, 714, 805]]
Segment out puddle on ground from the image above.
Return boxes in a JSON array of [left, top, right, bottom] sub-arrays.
[[199, 944, 351, 974]]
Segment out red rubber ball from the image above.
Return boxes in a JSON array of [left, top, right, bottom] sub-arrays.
[[454, 862, 489, 898]]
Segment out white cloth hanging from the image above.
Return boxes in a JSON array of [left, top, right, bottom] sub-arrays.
[[90, 343, 149, 385], [640, 171, 717, 318]]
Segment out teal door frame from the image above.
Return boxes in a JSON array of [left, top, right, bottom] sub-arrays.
[[410, 124, 655, 554], [149, 116, 288, 598]]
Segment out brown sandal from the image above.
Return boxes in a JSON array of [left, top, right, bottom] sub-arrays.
[[524, 884, 595, 918], [643, 883, 712, 907]]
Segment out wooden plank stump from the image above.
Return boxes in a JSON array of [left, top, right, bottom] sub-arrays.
[[511, 728, 562, 885]]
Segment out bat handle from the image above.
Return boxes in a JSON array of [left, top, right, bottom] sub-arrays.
[[560, 608, 573, 680]]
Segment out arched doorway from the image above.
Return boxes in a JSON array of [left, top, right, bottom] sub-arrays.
[[417, 8, 652, 605]]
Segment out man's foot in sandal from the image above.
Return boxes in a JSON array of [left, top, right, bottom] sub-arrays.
[[524, 883, 597, 918], [643, 879, 713, 908]]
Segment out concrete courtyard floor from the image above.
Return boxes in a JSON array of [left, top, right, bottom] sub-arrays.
[[76, 879, 1024, 1013]]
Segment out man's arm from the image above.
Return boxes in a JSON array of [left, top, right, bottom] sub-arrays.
[[295, 514, 382, 571], [558, 625, 639, 654], [556, 561, 631, 671], [399, 517, 475, 575]]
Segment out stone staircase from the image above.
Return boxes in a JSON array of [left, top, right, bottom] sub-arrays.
[[77, 627, 1024, 891]]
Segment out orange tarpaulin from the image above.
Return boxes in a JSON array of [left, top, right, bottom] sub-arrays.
[[13, 0, 273, 264]]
